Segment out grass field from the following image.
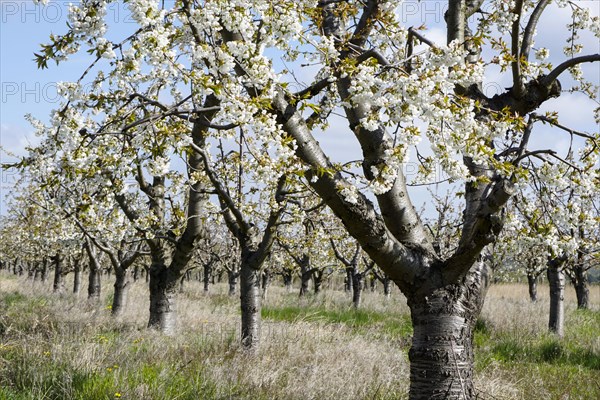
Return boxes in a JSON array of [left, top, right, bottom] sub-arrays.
[[0, 272, 598, 399]]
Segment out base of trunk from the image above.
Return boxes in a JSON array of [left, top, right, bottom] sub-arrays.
[[148, 265, 178, 335], [547, 262, 565, 337], [112, 270, 129, 316], [240, 266, 261, 350], [406, 262, 490, 400]]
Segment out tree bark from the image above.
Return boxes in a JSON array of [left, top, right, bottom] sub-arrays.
[[40, 258, 48, 282], [352, 272, 363, 308], [299, 259, 311, 297], [228, 269, 238, 296], [300, 271, 311, 297], [382, 275, 391, 298], [52, 255, 64, 293], [547, 260, 565, 337], [261, 270, 270, 300], [240, 263, 261, 350], [527, 273, 538, 302], [313, 270, 323, 294], [111, 267, 129, 316], [33, 264, 41, 282], [147, 257, 178, 334], [282, 272, 292, 291], [406, 262, 489, 400], [87, 267, 102, 300], [85, 241, 102, 300], [73, 261, 82, 294], [345, 268, 353, 293], [572, 265, 589, 309], [203, 263, 212, 292]]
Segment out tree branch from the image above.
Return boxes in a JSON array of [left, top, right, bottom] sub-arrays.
[[542, 54, 600, 85], [511, 0, 525, 98], [521, 0, 551, 61]]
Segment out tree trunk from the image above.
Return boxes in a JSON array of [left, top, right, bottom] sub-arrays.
[[147, 259, 178, 334], [313, 270, 323, 294], [203, 263, 212, 293], [547, 261, 565, 337], [369, 275, 376, 292], [240, 264, 261, 350], [261, 270, 270, 300], [87, 267, 102, 300], [228, 270, 238, 295], [133, 265, 140, 282], [352, 272, 363, 308], [52, 255, 64, 293], [383, 275, 391, 298], [406, 262, 489, 400], [527, 273, 538, 302], [40, 259, 49, 282], [85, 242, 102, 300], [283, 272, 293, 292], [73, 262, 82, 294], [299, 257, 311, 297], [345, 268, 353, 293], [111, 267, 129, 316], [572, 265, 589, 309]]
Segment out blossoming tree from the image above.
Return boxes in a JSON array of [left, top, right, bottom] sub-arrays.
[[28, 0, 599, 398]]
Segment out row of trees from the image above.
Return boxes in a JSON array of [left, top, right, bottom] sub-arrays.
[[1, 1, 598, 399]]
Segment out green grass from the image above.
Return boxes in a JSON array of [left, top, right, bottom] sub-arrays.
[[484, 335, 599, 369], [1, 280, 599, 400], [262, 304, 413, 339]]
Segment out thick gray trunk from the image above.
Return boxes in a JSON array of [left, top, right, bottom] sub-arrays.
[[240, 264, 261, 350], [41, 259, 48, 282], [345, 268, 353, 293], [228, 270, 238, 296], [283, 273, 292, 292], [313, 271, 323, 294], [527, 273, 538, 302], [87, 267, 102, 300], [203, 264, 212, 292], [299, 258, 311, 297], [573, 265, 589, 309], [147, 261, 178, 334], [406, 262, 489, 400], [111, 268, 129, 316], [85, 242, 102, 300], [352, 273, 363, 308], [73, 263, 82, 294], [547, 262, 565, 337], [53, 256, 64, 293]]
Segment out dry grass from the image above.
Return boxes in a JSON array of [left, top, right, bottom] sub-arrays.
[[0, 273, 598, 400]]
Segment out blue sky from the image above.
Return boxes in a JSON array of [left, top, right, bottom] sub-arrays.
[[1, 0, 599, 216]]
